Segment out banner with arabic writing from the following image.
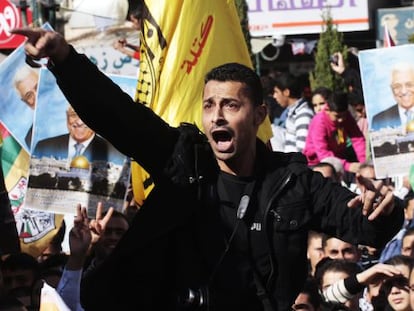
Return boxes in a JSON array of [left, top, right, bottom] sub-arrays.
[[130, 0, 272, 204], [136, 0, 272, 141]]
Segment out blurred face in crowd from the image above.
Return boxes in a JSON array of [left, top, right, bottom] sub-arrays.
[[130, 14, 141, 30], [402, 233, 414, 257], [323, 237, 360, 262], [311, 93, 326, 113], [272, 87, 289, 108], [95, 214, 129, 258], [390, 66, 414, 110], [352, 103, 366, 119], [385, 264, 411, 311], [307, 231, 324, 276]]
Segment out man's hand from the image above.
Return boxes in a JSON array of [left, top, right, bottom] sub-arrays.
[[70, 204, 91, 256], [89, 202, 114, 245], [67, 204, 92, 270], [347, 174, 395, 221], [66, 203, 114, 270], [330, 51, 345, 75], [10, 27, 70, 64], [356, 262, 402, 285]]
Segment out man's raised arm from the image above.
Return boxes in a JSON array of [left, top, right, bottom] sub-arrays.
[[11, 28, 70, 64]]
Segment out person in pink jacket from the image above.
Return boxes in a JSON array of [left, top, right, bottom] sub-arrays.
[[303, 92, 366, 173]]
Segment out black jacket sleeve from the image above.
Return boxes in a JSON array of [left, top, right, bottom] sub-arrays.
[[48, 46, 180, 182]]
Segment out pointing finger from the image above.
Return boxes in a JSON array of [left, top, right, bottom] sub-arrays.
[[10, 27, 41, 41]]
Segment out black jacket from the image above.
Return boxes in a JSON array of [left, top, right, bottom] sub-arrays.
[[49, 47, 404, 311]]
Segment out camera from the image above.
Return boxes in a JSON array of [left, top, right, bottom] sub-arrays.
[[177, 287, 209, 311], [271, 34, 285, 47], [329, 54, 339, 65]]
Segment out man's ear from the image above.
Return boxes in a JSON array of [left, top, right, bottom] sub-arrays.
[[254, 103, 268, 126], [282, 88, 290, 98]]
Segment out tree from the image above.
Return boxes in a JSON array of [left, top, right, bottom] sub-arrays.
[[235, 0, 256, 68], [309, 8, 348, 91]]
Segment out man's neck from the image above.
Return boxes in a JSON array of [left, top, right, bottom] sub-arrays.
[[286, 97, 300, 107], [217, 154, 256, 177]]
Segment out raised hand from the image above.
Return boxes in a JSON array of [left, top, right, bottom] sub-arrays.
[[356, 262, 403, 285], [67, 203, 114, 269], [10, 27, 70, 64], [89, 202, 114, 245], [66, 204, 92, 270], [347, 174, 395, 221], [70, 204, 92, 257], [330, 51, 345, 75]]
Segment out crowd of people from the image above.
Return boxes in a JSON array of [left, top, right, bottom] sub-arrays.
[[1, 6, 414, 311], [254, 45, 414, 310]]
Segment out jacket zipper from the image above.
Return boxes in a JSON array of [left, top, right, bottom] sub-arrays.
[[262, 170, 293, 290]]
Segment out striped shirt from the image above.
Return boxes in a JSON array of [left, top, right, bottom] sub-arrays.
[[284, 98, 314, 152]]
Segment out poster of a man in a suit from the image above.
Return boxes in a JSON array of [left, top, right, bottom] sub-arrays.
[[32, 104, 123, 164], [359, 44, 414, 178], [370, 62, 414, 131], [25, 68, 136, 215], [0, 48, 38, 152]]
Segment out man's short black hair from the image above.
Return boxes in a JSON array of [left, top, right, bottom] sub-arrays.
[[204, 62, 263, 107], [272, 72, 302, 99]]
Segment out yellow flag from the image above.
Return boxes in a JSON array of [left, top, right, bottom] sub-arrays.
[[131, 0, 272, 202]]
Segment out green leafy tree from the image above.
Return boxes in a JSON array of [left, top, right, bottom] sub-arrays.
[[309, 8, 347, 91], [235, 0, 256, 68]]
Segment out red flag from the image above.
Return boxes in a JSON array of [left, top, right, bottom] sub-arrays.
[[383, 24, 395, 48]]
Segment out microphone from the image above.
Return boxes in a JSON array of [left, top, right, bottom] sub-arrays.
[[237, 195, 250, 219], [209, 194, 250, 285]]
